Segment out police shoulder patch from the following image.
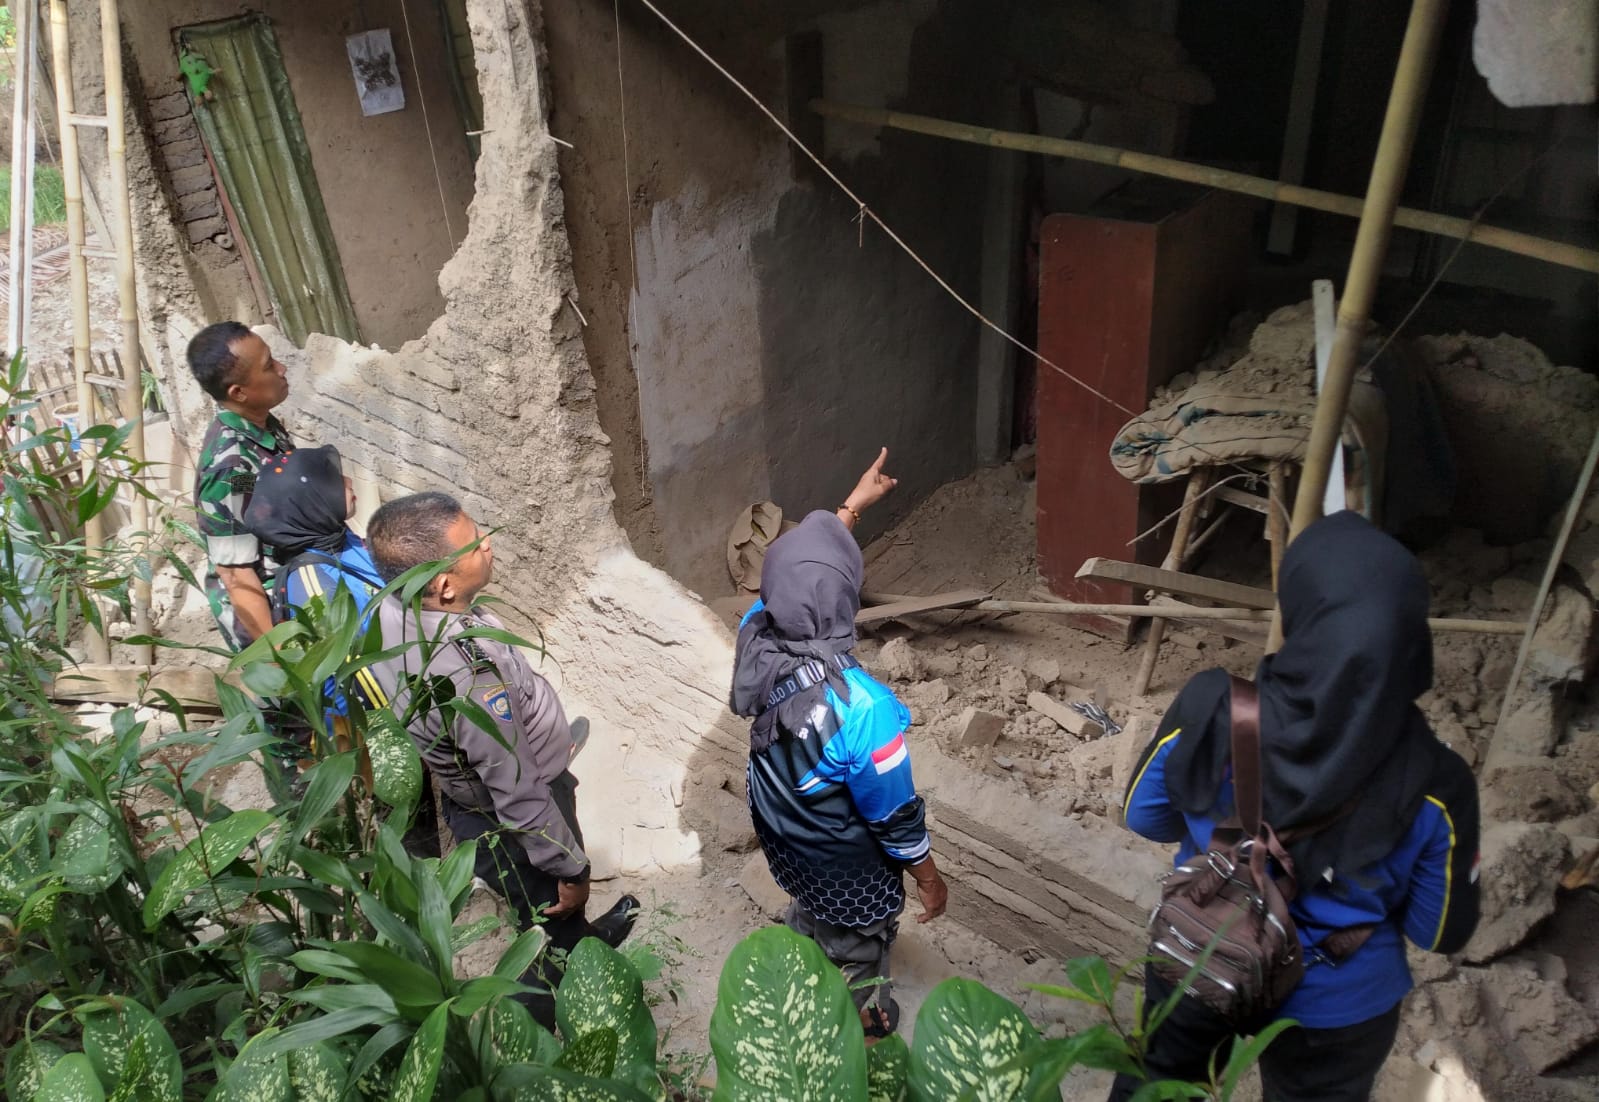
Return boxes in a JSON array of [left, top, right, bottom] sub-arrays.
[[481, 686, 512, 721]]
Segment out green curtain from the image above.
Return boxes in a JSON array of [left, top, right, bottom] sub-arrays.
[[179, 15, 361, 345]]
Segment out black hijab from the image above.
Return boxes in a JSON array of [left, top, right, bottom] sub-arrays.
[[242, 444, 349, 558], [1163, 510, 1442, 881], [729, 510, 862, 753]]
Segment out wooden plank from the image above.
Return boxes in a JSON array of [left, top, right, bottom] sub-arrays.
[[47, 664, 230, 711], [1148, 595, 1269, 646], [1075, 557, 1276, 610], [855, 589, 991, 624], [1212, 484, 1270, 514]]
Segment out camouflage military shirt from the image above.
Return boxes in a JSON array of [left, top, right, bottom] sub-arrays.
[[194, 409, 294, 650]]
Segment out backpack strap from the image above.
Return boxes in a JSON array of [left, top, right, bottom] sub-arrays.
[[270, 549, 348, 623], [1227, 675, 1263, 836]]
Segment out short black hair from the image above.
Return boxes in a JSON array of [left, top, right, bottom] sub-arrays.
[[368, 492, 466, 586], [187, 321, 254, 401]]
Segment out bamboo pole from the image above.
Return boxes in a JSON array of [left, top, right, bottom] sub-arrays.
[[1491, 424, 1599, 737], [970, 600, 1521, 634], [6, 0, 37, 360], [1290, 0, 1450, 541], [1133, 468, 1209, 696], [99, 0, 151, 666], [809, 96, 1596, 276], [48, 0, 108, 663]]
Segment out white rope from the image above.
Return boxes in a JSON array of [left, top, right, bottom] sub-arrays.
[[398, 0, 456, 251], [629, 0, 1135, 418]]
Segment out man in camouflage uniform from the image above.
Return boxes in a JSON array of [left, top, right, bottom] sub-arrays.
[[188, 322, 293, 651]]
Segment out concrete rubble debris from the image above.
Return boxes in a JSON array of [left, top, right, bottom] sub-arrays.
[[955, 707, 1006, 749], [1462, 822, 1571, 965]]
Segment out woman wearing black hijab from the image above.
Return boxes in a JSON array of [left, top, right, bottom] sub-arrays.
[[241, 444, 383, 620], [730, 449, 949, 1041], [1113, 511, 1480, 1102]]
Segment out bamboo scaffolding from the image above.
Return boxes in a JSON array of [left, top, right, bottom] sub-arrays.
[[48, 0, 108, 663], [808, 97, 1596, 275], [6, 0, 38, 361], [969, 600, 1521, 635], [1290, 0, 1449, 542], [100, 0, 152, 664]]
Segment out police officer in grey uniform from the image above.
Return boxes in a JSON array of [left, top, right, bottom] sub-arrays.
[[362, 491, 637, 1026]]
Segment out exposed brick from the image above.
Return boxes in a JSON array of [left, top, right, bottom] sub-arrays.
[[184, 215, 227, 243], [169, 164, 214, 197], [147, 90, 191, 122], [152, 114, 198, 146], [405, 355, 458, 392], [177, 189, 220, 222], [161, 137, 207, 171]]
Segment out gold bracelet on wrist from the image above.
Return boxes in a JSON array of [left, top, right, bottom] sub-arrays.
[[839, 503, 862, 524]]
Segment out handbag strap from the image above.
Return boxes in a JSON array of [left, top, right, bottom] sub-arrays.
[[1227, 675, 1263, 837]]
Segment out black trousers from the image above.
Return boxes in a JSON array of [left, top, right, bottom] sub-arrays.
[[1108, 974, 1402, 1102], [442, 798, 598, 1030]]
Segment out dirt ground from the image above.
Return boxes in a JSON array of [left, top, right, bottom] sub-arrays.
[[113, 443, 1599, 1100]]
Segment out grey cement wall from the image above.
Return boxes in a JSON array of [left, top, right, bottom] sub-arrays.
[[544, 0, 1205, 596], [120, 0, 475, 353], [545, 0, 994, 596]]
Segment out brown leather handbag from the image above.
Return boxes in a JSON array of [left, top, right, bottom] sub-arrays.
[[1146, 676, 1306, 1021]]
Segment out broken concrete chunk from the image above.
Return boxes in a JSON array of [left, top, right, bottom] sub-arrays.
[[1480, 761, 1587, 824], [955, 707, 1007, 749], [1472, 960, 1599, 1074], [1526, 583, 1594, 685], [1023, 657, 1062, 688], [738, 851, 791, 922], [1489, 695, 1559, 761], [1028, 691, 1095, 737], [876, 638, 922, 682], [996, 665, 1030, 700], [1462, 822, 1571, 964], [899, 678, 952, 722], [1489, 576, 1539, 612], [1111, 718, 1150, 795]]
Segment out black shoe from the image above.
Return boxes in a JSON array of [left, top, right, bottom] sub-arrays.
[[590, 893, 640, 948]]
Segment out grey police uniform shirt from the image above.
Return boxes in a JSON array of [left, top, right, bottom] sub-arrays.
[[366, 599, 588, 880]]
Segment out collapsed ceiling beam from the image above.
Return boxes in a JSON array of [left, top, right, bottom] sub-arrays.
[[810, 97, 1599, 275]]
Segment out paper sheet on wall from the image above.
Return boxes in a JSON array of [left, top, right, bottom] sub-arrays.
[[347, 29, 405, 117]]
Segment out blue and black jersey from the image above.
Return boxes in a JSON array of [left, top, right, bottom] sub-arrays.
[[742, 604, 930, 927], [1124, 704, 1480, 1029]]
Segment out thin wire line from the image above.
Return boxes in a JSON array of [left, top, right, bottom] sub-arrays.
[[1359, 144, 1557, 374], [398, 0, 456, 251], [629, 0, 1136, 418], [614, 0, 650, 499]]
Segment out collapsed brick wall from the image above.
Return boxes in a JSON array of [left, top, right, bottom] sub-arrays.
[[143, 89, 230, 247]]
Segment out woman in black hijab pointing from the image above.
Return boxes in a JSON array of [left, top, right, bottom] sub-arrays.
[[1114, 511, 1481, 1102]]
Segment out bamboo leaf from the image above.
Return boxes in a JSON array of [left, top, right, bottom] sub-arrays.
[[1219, 1019, 1298, 1100], [324, 942, 445, 1007], [274, 751, 357, 858]]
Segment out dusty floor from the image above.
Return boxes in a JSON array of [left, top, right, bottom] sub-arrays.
[[121, 447, 1599, 1100]]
